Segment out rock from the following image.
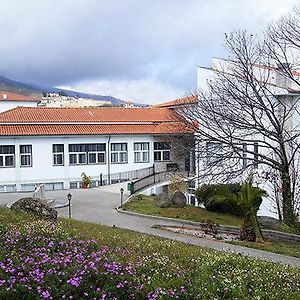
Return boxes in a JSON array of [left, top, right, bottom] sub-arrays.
[[11, 197, 58, 221], [258, 216, 282, 230], [171, 191, 186, 208], [156, 192, 171, 208]]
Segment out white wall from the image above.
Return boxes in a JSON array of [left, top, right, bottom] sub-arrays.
[[0, 134, 158, 190]]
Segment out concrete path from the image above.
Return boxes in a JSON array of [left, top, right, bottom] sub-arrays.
[[0, 184, 300, 267]]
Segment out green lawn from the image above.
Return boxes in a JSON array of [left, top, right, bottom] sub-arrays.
[[122, 195, 300, 259], [231, 239, 300, 259], [0, 207, 300, 299], [122, 195, 243, 227]]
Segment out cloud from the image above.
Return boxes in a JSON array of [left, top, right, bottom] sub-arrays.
[[61, 78, 189, 104], [0, 0, 299, 103]]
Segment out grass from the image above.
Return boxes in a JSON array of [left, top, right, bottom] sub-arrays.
[[0, 207, 300, 299], [122, 195, 243, 227], [122, 195, 300, 259], [231, 239, 300, 259]]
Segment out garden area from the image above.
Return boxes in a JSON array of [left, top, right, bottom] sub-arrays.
[[122, 181, 300, 259], [0, 207, 300, 299]]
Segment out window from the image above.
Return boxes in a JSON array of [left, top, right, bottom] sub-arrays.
[[87, 144, 106, 164], [21, 183, 36, 192], [45, 182, 64, 190], [242, 143, 247, 168], [20, 145, 32, 167], [254, 143, 259, 169], [0, 145, 15, 167], [69, 144, 106, 165], [154, 142, 171, 161], [53, 144, 64, 166], [111, 143, 127, 163], [134, 142, 149, 163], [206, 142, 222, 165]]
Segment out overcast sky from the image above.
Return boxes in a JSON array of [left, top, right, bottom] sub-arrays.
[[0, 0, 298, 104]]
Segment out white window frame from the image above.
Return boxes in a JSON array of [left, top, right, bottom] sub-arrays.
[[20, 145, 32, 167], [111, 143, 128, 164], [254, 142, 259, 169], [69, 152, 87, 165], [0, 145, 15, 168], [69, 143, 106, 165], [134, 142, 149, 163], [88, 151, 106, 164], [154, 142, 171, 162], [242, 143, 247, 169], [206, 142, 223, 166], [53, 144, 64, 166]]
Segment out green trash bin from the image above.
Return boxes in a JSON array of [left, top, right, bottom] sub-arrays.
[[127, 182, 133, 191]]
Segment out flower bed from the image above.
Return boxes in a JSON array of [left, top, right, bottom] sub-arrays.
[[0, 208, 300, 299], [0, 221, 188, 299]]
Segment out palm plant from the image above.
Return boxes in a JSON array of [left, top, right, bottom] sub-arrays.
[[237, 182, 267, 242]]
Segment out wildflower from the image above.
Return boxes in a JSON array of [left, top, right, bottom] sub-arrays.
[[42, 290, 51, 299]]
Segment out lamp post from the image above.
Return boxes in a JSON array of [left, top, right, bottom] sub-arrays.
[[120, 188, 124, 207], [67, 193, 72, 219]]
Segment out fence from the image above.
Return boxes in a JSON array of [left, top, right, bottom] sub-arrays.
[[131, 172, 172, 194], [130, 170, 196, 194], [84, 165, 155, 187]]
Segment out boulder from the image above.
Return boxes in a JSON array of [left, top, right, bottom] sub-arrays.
[[156, 192, 171, 208], [258, 216, 282, 231], [11, 197, 58, 221], [171, 191, 186, 208]]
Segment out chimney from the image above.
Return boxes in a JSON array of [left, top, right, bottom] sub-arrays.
[[2, 93, 7, 100]]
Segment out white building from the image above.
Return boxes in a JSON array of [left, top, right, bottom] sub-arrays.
[[39, 95, 112, 108], [0, 106, 194, 192], [0, 91, 40, 112], [197, 57, 300, 218]]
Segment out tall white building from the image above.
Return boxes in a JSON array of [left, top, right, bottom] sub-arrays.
[[197, 57, 300, 218]]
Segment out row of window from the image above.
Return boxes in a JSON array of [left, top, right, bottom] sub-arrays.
[[0, 145, 32, 167], [0, 142, 171, 168], [206, 142, 259, 168]]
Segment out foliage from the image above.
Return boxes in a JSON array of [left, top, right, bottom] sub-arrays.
[[0, 207, 300, 299], [196, 181, 266, 241], [195, 183, 242, 216], [168, 175, 187, 194], [81, 172, 92, 186], [237, 182, 267, 241]]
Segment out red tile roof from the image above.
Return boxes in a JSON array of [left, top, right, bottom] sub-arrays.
[[152, 95, 198, 108], [0, 107, 194, 136], [0, 91, 40, 102], [0, 106, 176, 123]]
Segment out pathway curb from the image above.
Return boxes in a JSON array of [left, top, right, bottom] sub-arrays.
[[117, 207, 300, 242]]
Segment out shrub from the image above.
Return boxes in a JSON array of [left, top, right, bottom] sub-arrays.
[[168, 175, 187, 194], [195, 183, 242, 216]]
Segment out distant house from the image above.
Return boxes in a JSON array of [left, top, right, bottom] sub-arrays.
[[0, 106, 194, 192], [0, 91, 40, 112]]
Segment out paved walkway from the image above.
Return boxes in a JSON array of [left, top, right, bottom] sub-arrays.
[[0, 184, 300, 267]]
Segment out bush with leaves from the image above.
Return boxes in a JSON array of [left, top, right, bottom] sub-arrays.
[[195, 183, 242, 216]]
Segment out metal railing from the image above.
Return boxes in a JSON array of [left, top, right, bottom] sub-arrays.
[[94, 165, 155, 186]]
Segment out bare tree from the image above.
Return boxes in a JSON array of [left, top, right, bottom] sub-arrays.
[[183, 19, 300, 226]]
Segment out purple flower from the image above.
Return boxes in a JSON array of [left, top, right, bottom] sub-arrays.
[[42, 290, 51, 299]]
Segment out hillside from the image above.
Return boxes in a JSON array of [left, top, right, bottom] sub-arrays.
[[0, 207, 299, 299], [0, 75, 124, 105]]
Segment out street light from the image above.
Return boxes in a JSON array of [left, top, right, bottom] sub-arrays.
[[120, 188, 124, 207], [67, 193, 72, 219]]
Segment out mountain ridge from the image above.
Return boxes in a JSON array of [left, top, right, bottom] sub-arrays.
[[0, 75, 124, 105]]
